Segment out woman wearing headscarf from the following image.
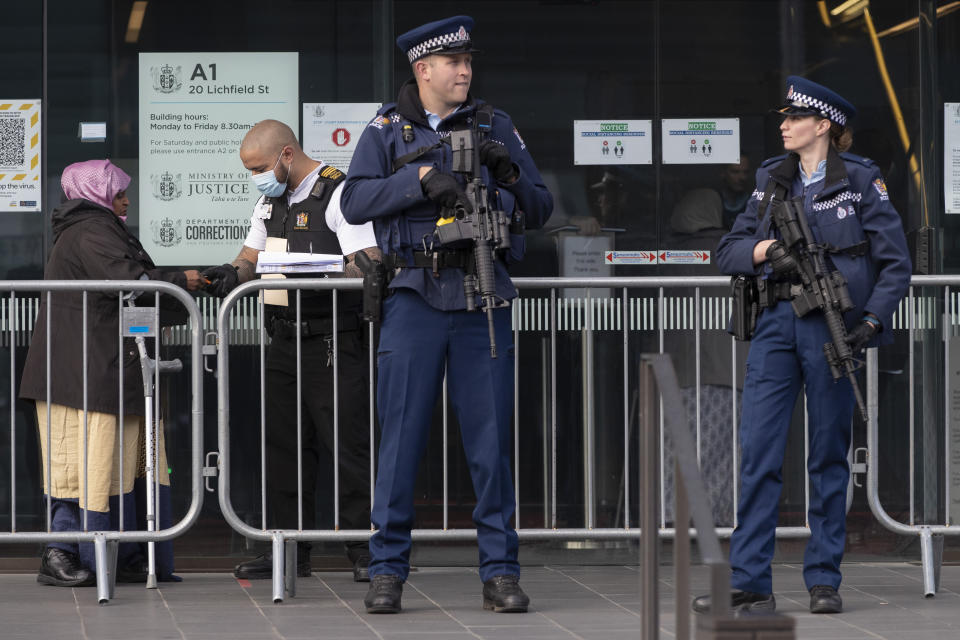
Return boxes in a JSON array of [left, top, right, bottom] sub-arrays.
[[19, 160, 202, 586]]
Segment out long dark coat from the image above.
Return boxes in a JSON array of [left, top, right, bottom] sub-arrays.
[[19, 199, 187, 415]]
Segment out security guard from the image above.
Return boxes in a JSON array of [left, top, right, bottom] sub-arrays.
[[203, 119, 382, 582], [694, 77, 911, 615], [341, 16, 553, 614]]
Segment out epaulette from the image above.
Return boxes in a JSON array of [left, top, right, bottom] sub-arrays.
[[839, 152, 875, 168], [760, 154, 787, 168], [310, 166, 346, 200]]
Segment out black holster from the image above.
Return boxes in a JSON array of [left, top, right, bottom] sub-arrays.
[[355, 252, 388, 324], [730, 275, 759, 341]]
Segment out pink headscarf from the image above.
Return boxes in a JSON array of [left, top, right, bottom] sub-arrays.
[[61, 159, 131, 212]]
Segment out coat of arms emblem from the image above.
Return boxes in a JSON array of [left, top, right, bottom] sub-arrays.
[[151, 64, 182, 94], [151, 171, 182, 201], [150, 217, 183, 248]]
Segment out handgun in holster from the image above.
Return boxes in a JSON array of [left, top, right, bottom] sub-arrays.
[[354, 251, 388, 325], [730, 274, 759, 341]]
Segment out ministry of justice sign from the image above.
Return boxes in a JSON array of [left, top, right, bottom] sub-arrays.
[[138, 52, 298, 265]]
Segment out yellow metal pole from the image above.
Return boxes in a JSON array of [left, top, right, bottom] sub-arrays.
[[862, 7, 924, 216]]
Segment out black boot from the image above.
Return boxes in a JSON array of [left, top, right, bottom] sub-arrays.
[[691, 589, 775, 614], [117, 558, 148, 583], [364, 574, 402, 613], [352, 553, 371, 583], [37, 548, 95, 587], [346, 542, 370, 583], [482, 575, 530, 613], [809, 585, 842, 614], [233, 544, 311, 579]]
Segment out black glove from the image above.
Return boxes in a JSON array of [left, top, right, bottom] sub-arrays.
[[202, 263, 239, 297], [765, 240, 797, 276], [844, 315, 880, 354], [421, 168, 473, 214], [478, 140, 517, 183]]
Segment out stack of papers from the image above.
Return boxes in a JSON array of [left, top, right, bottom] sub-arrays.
[[256, 251, 344, 274]]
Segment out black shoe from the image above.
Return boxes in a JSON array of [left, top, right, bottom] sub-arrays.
[[233, 548, 311, 580], [482, 575, 530, 613], [117, 558, 148, 583], [364, 574, 402, 613], [691, 589, 776, 614], [37, 548, 95, 587], [353, 554, 370, 582], [809, 585, 842, 614]]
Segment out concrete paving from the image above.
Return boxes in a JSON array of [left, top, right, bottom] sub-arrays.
[[0, 563, 956, 639]]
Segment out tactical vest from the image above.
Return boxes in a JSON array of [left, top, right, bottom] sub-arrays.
[[262, 167, 361, 319]]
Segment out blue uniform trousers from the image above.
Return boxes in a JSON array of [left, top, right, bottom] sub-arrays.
[[369, 289, 519, 583], [730, 302, 853, 594]]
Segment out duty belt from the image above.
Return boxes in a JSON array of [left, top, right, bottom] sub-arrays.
[[385, 249, 473, 273], [757, 279, 801, 308], [268, 313, 361, 339]]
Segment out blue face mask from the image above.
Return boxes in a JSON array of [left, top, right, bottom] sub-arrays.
[[251, 151, 288, 197]]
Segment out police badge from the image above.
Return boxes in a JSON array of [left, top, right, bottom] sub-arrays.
[[151, 217, 183, 248], [151, 171, 182, 201], [150, 64, 183, 94]]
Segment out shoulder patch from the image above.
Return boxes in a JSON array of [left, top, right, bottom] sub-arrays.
[[319, 165, 344, 180], [367, 115, 391, 130], [872, 178, 889, 201], [760, 154, 787, 168]]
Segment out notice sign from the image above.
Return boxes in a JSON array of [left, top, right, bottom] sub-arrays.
[[573, 120, 652, 165], [0, 100, 41, 212], [945, 103, 960, 214], [660, 250, 710, 264], [662, 118, 739, 164], [139, 52, 298, 265], [303, 103, 381, 171], [604, 250, 658, 265]]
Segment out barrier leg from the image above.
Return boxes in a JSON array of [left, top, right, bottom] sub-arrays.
[[94, 534, 118, 605], [920, 528, 943, 597], [271, 534, 285, 603], [284, 539, 298, 599]]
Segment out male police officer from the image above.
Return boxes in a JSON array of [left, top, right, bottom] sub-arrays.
[[341, 16, 553, 614], [204, 119, 381, 582]]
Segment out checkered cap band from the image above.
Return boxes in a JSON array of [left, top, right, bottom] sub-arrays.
[[406, 28, 471, 62], [788, 90, 847, 126]]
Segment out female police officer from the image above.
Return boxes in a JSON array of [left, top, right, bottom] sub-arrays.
[[693, 77, 911, 615]]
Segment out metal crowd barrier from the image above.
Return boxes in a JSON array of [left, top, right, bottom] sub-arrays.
[[0, 280, 205, 604], [210, 275, 957, 603], [860, 275, 960, 597]]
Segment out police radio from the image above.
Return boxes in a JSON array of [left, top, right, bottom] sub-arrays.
[[434, 116, 512, 358]]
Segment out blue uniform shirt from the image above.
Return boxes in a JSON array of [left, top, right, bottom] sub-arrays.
[[341, 79, 553, 311], [716, 148, 912, 346]]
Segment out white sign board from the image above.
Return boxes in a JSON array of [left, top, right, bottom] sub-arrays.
[[660, 249, 710, 264], [573, 120, 652, 165], [945, 103, 960, 214], [662, 118, 740, 164], [303, 103, 380, 171], [558, 233, 613, 298], [0, 100, 41, 212], [139, 52, 298, 265]]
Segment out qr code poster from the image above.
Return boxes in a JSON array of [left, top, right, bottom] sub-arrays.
[[0, 100, 41, 212]]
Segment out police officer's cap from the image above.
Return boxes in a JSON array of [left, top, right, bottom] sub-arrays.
[[775, 75, 856, 128], [397, 16, 479, 64]]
